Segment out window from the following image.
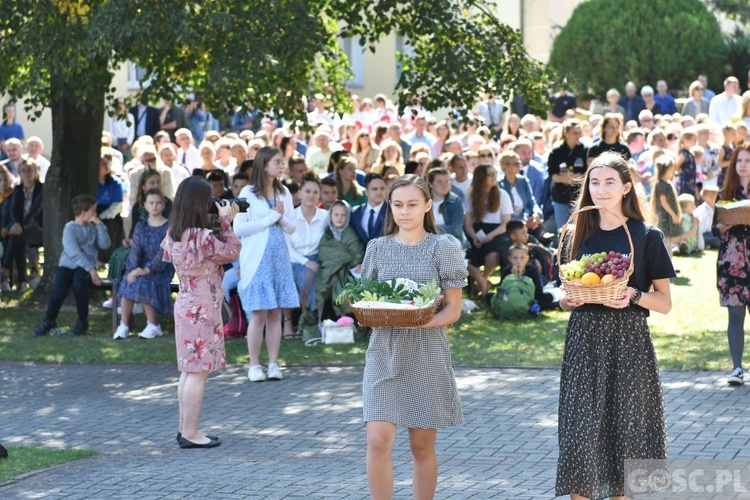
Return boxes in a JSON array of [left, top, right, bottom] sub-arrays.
[[395, 35, 415, 83], [127, 62, 151, 90], [341, 37, 365, 88]]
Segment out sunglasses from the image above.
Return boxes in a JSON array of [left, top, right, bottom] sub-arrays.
[[479, 153, 493, 159]]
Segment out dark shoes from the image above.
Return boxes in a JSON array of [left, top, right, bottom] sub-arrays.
[[70, 320, 88, 336], [32, 321, 56, 337], [32, 320, 87, 337], [178, 436, 221, 449], [176, 432, 218, 444]]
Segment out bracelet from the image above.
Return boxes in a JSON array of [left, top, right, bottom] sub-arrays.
[[630, 288, 642, 306]]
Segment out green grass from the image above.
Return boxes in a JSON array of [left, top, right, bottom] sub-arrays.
[[0, 250, 734, 370], [0, 447, 97, 484]]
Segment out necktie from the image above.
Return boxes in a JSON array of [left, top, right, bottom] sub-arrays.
[[368, 208, 376, 237], [181, 151, 186, 165]]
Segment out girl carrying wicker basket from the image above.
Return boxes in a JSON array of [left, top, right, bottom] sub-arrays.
[[360, 174, 467, 500], [712, 144, 750, 387], [556, 152, 675, 500]]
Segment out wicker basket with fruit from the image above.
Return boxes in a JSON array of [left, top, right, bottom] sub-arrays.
[[335, 278, 442, 328], [716, 199, 750, 226], [558, 206, 634, 305]]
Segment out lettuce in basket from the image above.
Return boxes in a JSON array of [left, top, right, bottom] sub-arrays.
[[335, 277, 440, 306]]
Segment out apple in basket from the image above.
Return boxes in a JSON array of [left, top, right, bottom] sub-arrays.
[[560, 251, 631, 285]]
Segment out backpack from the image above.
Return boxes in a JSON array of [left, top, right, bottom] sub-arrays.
[[223, 294, 247, 339], [490, 274, 536, 320]]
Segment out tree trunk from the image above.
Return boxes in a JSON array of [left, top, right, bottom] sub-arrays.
[[33, 96, 105, 299]]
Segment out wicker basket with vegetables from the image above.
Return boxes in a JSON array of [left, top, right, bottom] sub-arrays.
[[335, 278, 442, 328]]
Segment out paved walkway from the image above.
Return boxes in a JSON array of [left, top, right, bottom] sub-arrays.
[[0, 361, 747, 499]]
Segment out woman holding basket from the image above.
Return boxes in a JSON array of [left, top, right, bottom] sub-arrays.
[[556, 152, 675, 500], [360, 174, 467, 500], [713, 144, 750, 386]]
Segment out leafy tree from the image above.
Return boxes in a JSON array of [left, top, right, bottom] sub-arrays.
[[706, 0, 750, 26], [548, 0, 726, 97], [724, 28, 750, 91], [0, 0, 552, 295]]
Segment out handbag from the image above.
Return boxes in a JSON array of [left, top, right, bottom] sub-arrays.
[[22, 221, 43, 247], [221, 297, 231, 324], [323, 324, 354, 344]]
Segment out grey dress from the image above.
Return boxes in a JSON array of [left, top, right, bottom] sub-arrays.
[[360, 233, 468, 428]]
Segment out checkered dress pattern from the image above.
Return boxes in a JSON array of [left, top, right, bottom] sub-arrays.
[[360, 233, 468, 428]]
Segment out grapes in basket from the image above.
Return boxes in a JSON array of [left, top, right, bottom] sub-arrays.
[[560, 251, 631, 285]]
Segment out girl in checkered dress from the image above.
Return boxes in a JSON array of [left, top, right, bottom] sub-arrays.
[[360, 174, 468, 499]]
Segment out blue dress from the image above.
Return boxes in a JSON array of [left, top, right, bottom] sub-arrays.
[[117, 220, 175, 314], [241, 200, 299, 312]]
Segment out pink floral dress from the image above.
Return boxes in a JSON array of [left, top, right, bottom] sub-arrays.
[[161, 216, 240, 372], [714, 187, 750, 307]]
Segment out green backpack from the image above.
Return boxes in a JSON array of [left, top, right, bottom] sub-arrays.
[[490, 274, 536, 320]]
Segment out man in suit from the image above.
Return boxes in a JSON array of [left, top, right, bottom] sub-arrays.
[[618, 81, 646, 124], [351, 173, 387, 246], [129, 98, 161, 140]]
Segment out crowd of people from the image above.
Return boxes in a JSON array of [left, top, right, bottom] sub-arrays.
[[1, 73, 750, 496], [0, 75, 748, 360]]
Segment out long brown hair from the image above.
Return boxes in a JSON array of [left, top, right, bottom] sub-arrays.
[[470, 164, 500, 221], [250, 146, 284, 200], [721, 143, 750, 200], [335, 155, 363, 199], [136, 169, 161, 207], [383, 174, 438, 236], [169, 176, 212, 241], [568, 152, 647, 260]]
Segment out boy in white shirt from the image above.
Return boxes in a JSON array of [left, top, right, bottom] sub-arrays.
[[693, 185, 720, 250]]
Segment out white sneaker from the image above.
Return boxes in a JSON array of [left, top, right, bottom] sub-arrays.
[[1, 281, 10, 292], [267, 363, 284, 381], [17, 282, 28, 291], [133, 303, 144, 315], [102, 297, 114, 309], [113, 323, 130, 340], [138, 324, 163, 339], [29, 276, 41, 289], [248, 365, 266, 382], [728, 367, 744, 386]]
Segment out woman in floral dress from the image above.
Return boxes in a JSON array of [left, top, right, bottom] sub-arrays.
[[713, 144, 750, 386], [161, 177, 241, 449]]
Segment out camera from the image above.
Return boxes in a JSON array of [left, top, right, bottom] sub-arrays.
[[208, 197, 249, 214]]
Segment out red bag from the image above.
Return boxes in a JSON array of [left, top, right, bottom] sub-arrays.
[[222, 294, 247, 339]]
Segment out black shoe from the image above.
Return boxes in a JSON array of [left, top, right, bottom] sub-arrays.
[[178, 436, 221, 449], [0, 443, 7, 459], [70, 320, 89, 336], [32, 321, 56, 337], [177, 432, 219, 444]]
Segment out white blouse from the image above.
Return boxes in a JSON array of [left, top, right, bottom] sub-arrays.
[[287, 206, 328, 264], [464, 188, 513, 224]]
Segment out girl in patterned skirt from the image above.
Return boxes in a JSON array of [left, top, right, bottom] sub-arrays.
[[360, 174, 468, 499], [712, 144, 750, 386], [161, 177, 241, 449], [234, 146, 298, 383], [556, 152, 675, 499]]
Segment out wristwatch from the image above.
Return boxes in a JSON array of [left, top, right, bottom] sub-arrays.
[[630, 288, 642, 306]]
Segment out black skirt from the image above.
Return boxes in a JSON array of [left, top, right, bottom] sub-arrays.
[[468, 222, 504, 267], [556, 308, 667, 499]]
